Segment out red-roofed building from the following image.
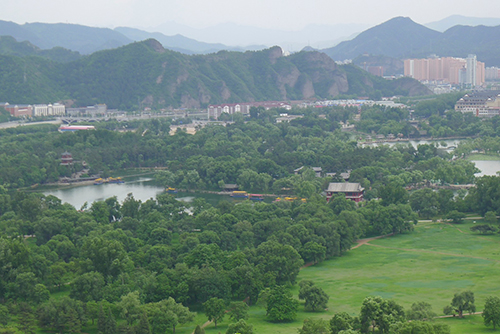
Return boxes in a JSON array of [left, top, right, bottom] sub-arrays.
[[326, 182, 364, 203], [4, 104, 33, 117]]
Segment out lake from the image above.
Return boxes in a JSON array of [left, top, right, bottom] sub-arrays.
[[361, 139, 463, 152], [42, 154, 500, 209], [43, 177, 165, 210], [472, 160, 500, 177], [42, 177, 273, 209]]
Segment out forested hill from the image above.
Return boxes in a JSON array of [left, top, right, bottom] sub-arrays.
[[0, 20, 132, 55], [0, 39, 430, 109], [323, 16, 500, 66], [323, 17, 441, 61], [0, 35, 81, 63]]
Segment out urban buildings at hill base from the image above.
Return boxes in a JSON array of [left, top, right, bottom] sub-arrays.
[[404, 54, 485, 88], [207, 101, 292, 119], [0, 102, 110, 118], [0, 103, 66, 117], [455, 90, 500, 118]]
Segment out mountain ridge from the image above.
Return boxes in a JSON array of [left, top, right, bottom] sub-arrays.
[[114, 27, 266, 54], [0, 20, 133, 54], [0, 40, 430, 110], [425, 15, 500, 32], [322, 17, 441, 61], [322, 16, 500, 66], [0, 35, 80, 62]]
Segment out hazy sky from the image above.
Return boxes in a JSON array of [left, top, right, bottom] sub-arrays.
[[1, 0, 500, 30]]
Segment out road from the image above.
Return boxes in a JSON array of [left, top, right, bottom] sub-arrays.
[[0, 120, 61, 129]]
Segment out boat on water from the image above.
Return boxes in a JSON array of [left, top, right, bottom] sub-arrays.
[[166, 187, 177, 193], [231, 191, 248, 198], [274, 196, 307, 202], [249, 194, 264, 201], [108, 177, 124, 184], [94, 177, 124, 184]]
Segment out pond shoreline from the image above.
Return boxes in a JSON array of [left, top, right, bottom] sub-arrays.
[[358, 136, 472, 146]]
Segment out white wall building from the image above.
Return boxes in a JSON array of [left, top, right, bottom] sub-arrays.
[[466, 54, 477, 87], [33, 103, 66, 117]]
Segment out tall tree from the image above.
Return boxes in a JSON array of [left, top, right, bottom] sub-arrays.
[[97, 303, 106, 334], [330, 312, 356, 334], [203, 297, 226, 328], [117, 291, 141, 326], [37, 297, 86, 334], [406, 301, 436, 321], [86, 301, 99, 325], [228, 301, 249, 322], [70, 271, 105, 302], [443, 290, 475, 318], [147, 297, 195, 334], [483, 296, 500, 330], [298, 281, 329, 312], [104, 308, 117, 334], [297, 318, 329, 334], [255, 240, 304, 285], [16, 303, 36, 334], [225, 319, 254, 334], [409, 188, 439, 219], [0, 305, 10, 327], [266, 285, 299, 322], [135, 312, 151, 334], [359, 296, 405, 333]]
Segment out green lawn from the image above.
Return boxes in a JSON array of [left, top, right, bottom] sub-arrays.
[[45, 220, 500, 333], [185, 221, 500, 333], [436, 315, 497, 333], [466, 154, 500, 161]]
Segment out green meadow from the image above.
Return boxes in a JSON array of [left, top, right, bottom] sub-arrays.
[[298, 220, 500, 311], [200, 221, 500, 333], [466, 153, 500, 161], [49, 220, 500, 334]]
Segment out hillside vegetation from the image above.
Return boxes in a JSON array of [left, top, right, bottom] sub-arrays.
[[324, 16, 500, 66], [0, 39, 430, 109], [0, 20, 132, 55], [0, 35, 80, 62]]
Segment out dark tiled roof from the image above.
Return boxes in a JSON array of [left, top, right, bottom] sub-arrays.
[[327, 182, 364, 192]]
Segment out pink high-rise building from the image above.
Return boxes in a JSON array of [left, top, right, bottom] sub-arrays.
[[404, 56, 484, 86]]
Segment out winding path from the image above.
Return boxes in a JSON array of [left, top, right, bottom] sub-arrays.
[[350, 221, 500, 262], [351, 233, 394, 249]]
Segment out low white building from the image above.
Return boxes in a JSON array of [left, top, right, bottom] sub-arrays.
[[33, 103, 65, 116]]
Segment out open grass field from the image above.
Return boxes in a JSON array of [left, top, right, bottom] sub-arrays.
[[200, 220, 500, 333], [44, 220, 500, 334], [466, 154, 500, 161], [437, 315, 497, 333]]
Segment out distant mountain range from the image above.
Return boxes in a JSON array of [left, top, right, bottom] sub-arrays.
[[2, 15, 500, 108], [323, 17, 440, 61], [0, 36, 80, 62], [114, 27, 265, 54], [3, 16, 500, 67], [148, 21, 369, 51], [322, 16, 500, 66], [0, 20, 131, 55], [0, 20, 265, 57], [0, 40, 430, 109], [425, 15, 500, 32]]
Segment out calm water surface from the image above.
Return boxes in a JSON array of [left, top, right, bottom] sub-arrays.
[[43, 154, 500, 209], [362, 139, 462, 150], [43, 177, 165, 209], [472, 160, 500, 176], [43, 177, 272, 209]]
